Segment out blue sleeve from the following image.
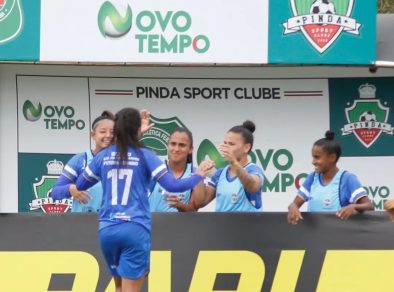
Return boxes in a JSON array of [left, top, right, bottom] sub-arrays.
[[208, 168, 224, 188], [75, 151, 103, 191], [157, 172, 203, 192], [340, 172, 367, 205], [61, 153, 86, 181], [298, 172, 315, 201], [141, 148, 168, 179], [50, 175, 72, 200]]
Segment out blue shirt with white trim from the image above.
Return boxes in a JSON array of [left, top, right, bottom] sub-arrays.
[[149, 162, 194, 212], [208, 163, 264, 212], [298, 170, 367, 211], [79, 145, 167, 231], [51, 150, 103, 212]]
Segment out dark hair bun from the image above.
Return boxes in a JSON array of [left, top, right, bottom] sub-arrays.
[[325, 130, 335, 140], [101, 110, 115, 120], [242, 120, 256, 133]]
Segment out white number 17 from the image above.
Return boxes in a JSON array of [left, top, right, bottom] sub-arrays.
[[107, 169, 133, 205]]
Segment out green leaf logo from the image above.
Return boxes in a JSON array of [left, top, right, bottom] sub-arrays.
[[98, 1, 132, 38], [23, 100, 42, 121], [197, 139, 227, 168]]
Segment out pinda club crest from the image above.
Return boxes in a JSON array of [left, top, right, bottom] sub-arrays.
[[29, 160, 72, 213], [283, 0, 361, 53], [342, 84, 394, 148]]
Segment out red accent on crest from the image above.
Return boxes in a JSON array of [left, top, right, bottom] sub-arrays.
[[42, 204, 68, 213], [0, 0, 4, 6], [304, 24, 340, 48], [354, 128, 381, 146]]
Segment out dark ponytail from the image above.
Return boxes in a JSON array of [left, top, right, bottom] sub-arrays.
[[114, 108, 141, 163], [314, 130, 342, 162]]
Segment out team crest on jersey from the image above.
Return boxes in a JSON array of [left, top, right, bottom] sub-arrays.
[[283, 0, 361, 53], [341, 84, 394, 148], [0, 0, 23, 44], [140, 115, 188, 156], [29, 160, 72, 213]]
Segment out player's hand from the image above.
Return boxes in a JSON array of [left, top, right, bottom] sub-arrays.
[[218, 144, 237, 164], [384, 199, 394, 221], [287, 203, 303, 225], [69, 184, 91, 204], [196, 160, 215, 177], [166, 195, 180, 207], [140, 110, 154, 134], [336, 204, 356, 220]]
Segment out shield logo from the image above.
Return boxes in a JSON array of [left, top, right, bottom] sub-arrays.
[[29, 160, 72, 213], [140, 115, 188, 156], [285, 0, 360, 53], [342, 84, 394, 148], [0, 0, 23, 44], [30, 176, 70, 213]]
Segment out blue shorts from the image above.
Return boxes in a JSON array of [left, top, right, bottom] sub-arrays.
[[99, 221, 151, 279]]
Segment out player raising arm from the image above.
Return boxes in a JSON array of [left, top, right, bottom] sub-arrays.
[[75, 107, 214, 292], [199, 121, 264, 212]]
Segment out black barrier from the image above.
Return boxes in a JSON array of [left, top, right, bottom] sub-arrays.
[[0, 212, 394, 292]]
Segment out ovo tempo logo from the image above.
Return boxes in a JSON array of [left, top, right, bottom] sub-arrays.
[[22, 100, 85, 130], [97, 0, 210, 54], [98, 1, 132, 38], [0, 0, 23, 44], [23, 100, 42, 121]]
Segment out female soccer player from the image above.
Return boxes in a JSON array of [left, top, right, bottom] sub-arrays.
[[75, 107, 214, 292], [50, 110, 115, 212], [200, 120, 264, 212], [149, 128, 206, 212], [287, 131, 373, 225]]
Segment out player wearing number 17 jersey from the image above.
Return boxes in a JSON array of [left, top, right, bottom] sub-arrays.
[[75, 108, 214, 292]]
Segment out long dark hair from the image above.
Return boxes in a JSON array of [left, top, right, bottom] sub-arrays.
[[114, 108, 141, 163], [228, 120, 256, 153], [314, 130, 342, 162], [170, 127, 194, 164]]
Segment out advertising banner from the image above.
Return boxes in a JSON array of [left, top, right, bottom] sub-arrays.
[[40, 0, 269, 63], [17, 76, 91, 154], [0, 0, 377, 64], [16, 75, 394, 213], [17, 75, 329, 212], [269, 0, 376, 64], [0, 213, 394, 291]]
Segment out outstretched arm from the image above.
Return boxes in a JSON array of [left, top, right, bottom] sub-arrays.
[[336, 196, 374, 220], [50, 175, 73, 200]]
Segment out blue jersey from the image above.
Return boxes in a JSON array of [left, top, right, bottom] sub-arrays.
[[209, 163, 264, 212], [149, 163, 194, 212], [57, 150, 103, 212], [298, 170, 367, 212], [81, 145, 167, 231]]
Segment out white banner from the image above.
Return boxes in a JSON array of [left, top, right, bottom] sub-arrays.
[[17, 75, 331, 211], [17, 76, 90, 153], [88, 77, 330, 211], [40, 0, 269, 63]]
